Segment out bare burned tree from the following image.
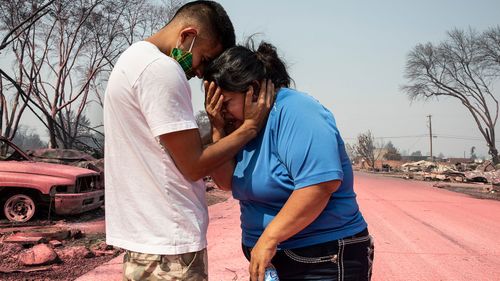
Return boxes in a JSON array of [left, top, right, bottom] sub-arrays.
[[345, 143, 358, 162], [480, 26, 500, 73], [0, 0, 182, 150], [352, 131, 378, 170], [0, 0, 55, 140], [402, 27, 500, 163], [0, 0, 55, 51], [90, 0, 181, 108], [384, 141, 402, 161]]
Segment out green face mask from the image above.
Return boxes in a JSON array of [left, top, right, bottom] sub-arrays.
[[170, 36, 196, 80]]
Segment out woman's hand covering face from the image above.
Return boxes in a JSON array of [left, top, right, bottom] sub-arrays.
[[204, 79, 275, 136], [204, 80, 225, 131]]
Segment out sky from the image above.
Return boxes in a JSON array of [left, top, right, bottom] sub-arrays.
[[187, 0, 500, 158], [2, 0, 499, 158]]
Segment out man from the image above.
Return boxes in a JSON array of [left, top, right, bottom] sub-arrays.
[[103, 1, 273, 280]]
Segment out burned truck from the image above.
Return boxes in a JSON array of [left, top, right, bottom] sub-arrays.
[[0, 137, 104, 223]]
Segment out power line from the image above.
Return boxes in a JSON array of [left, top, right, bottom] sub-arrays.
[[343, 134, 427, 140], [433, 134, 500, 143], [435, 135, 483, 141], [345, 134, 500, 143], [406, 136, 425, 152]]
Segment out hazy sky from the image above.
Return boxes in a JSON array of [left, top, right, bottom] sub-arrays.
[[188, 0, 500, 158], [2, 0, 499, 158]]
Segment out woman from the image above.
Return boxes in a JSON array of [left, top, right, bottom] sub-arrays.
[[204, 41, 374, 281]]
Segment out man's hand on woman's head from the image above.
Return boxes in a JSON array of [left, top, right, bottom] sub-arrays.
[[242, 79, 275, 134]]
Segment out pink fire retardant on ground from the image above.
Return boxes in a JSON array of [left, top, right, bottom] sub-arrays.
[[76, 172, 500, 280], [75, 196, 249, 281], [206, 197, 250, 280]]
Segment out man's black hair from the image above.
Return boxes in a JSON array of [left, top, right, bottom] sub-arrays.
[[172, 1, 235, 49]]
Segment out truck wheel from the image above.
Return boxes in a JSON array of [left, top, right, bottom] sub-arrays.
[[3, 194, 36, 222]]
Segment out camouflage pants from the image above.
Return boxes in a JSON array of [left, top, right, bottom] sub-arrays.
[[123, 248, 208, 281]]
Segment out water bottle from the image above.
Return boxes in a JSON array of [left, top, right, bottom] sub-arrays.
[[264, 265, 280, 281]]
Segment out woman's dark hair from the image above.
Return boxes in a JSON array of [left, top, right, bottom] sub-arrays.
[[204, 40, 291, 93]]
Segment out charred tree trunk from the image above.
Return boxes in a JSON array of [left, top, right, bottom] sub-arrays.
[[403, 27, 500, 163]]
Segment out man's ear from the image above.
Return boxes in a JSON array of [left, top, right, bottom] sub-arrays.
[[179, 27, 197, 46]]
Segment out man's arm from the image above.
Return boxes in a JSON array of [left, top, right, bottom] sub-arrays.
[[207, 128, 235, 191], [160, 80, 274, 182], [160, 126, 252, 182]]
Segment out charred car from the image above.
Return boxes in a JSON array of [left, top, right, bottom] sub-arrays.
[[0, 137, 104, 222]]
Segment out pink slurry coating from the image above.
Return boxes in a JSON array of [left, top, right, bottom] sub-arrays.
[[77, 172, 500, 280]]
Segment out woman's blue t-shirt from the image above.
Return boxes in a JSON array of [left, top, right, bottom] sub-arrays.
[[232, 88, 367, 249]]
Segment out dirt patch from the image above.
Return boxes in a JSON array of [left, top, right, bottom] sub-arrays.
[[0, 251, 119, 281], [206, 187, 231, 205], [433, 182, 500, 201], [0, 230, 122, 281], [0, 189, 231, 280]]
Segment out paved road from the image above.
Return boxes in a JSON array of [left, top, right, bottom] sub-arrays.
[[358, 172, 500, 281], [78, 171, 500, 280]]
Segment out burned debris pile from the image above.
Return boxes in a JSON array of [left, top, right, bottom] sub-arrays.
[[402, 160, 500, 187]]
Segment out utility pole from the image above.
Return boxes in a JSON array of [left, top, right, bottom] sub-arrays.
[[427, 115, 433, 162]]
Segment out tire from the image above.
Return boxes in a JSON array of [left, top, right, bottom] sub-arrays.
[[3, 193, 37, 222]]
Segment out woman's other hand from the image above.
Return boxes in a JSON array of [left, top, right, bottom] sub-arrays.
[[249, 235, 278, 281], [204, 80, 226, 140]]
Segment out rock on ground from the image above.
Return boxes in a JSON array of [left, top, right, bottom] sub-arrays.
[[55, 246, 94, 262], [19, 244, 57, 266]]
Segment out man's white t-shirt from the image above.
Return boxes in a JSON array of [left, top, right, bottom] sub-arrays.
[[104, 41, 207, 255]]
